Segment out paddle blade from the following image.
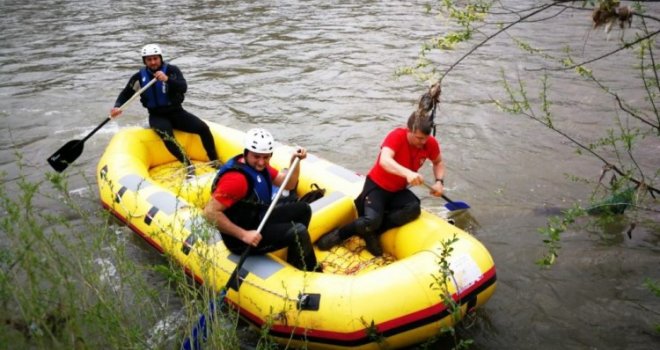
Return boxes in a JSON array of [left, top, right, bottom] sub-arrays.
[[47, 140, 84, 172], [444, 200, 470, 211]]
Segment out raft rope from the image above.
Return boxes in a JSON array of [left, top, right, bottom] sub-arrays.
[[234, 277, 300, 302], [150, 160, 219, 182], [318, 236, 395, 275]]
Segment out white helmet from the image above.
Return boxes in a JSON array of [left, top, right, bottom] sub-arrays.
[[141, 44, 163, 57], [244, 128, 274, 154]]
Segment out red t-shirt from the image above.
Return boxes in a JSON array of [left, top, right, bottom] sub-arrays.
[[367, 127, 440, 192], [212, 162, 278, 208]]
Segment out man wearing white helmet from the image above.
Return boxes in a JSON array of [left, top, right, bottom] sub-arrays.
[[203, 128, 319, 272], [110, 44, 218, 175]]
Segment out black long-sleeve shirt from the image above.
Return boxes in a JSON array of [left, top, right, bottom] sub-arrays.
[[114, 63, 188, 114]]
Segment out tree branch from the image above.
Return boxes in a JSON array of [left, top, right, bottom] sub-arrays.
[[545, 29, 660, 71], [640, 16, 660, 127], [439, 2, 559, 82], [519, 106, 660, 196]]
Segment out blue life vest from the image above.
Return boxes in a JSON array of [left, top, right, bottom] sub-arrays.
[[212, 155, 273, 227], [140, 64, 169, 108]]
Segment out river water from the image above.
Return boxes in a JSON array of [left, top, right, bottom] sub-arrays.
[[1, 1, 659, 349]]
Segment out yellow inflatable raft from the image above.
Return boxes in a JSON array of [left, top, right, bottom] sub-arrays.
[[96, 122, 497, 349]]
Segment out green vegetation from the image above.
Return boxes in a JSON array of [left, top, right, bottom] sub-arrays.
[[398, 0, 659, 335], [0, 165, 250, 349], [2, 169, 154, 348], [427, 234, 474, 350]]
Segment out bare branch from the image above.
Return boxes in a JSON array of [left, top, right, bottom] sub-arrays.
[[640, 16, 660, 126], [439, 2, 563, 82], [519, 100, 660, 196], [543, 29, 660, 71]]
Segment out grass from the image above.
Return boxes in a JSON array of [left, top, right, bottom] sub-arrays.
[[0, 165, 236, 349]]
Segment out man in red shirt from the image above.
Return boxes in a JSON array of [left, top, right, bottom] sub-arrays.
[[203, 128, 319, 272], [317, 113, 445, 256]]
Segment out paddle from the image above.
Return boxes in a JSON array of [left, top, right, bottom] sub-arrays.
[[181, 156, 302, 350], [47, 77, 158, 172], [422, 182, 470, 211]]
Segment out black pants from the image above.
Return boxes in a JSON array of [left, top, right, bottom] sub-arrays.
[[228, 202, 318, 272], [337, 176, 421, 240], [148, 107, 218, 165]]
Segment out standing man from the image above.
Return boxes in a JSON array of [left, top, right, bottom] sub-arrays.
[[316, 112, 445, 256], [204, 128, 319, 272], [110, 44, 218, 176]]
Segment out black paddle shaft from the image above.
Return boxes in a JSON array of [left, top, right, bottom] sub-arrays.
[[225, 246, 251, 291], [422, 182, 470, 211], [222, 156, 302, 291], [47, 77, 157, 172]]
